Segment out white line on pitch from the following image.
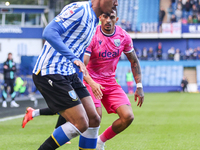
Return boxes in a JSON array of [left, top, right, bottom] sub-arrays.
[[0, 114, 24, 122]]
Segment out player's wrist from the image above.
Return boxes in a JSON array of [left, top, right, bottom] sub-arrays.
[[136, 83, 143, 88]]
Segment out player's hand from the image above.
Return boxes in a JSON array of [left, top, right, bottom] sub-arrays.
[[134, 88, 144, 107], [4, 65, 8, 69], [90, 82, 105, 100], [74, 60, 87, 76]]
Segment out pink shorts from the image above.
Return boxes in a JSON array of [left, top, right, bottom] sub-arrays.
[[84, 78, 131, 114], [127, 81, 134, 86]]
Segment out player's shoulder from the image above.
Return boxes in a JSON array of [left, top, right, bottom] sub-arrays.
[[116, 25, 127, 33], [60, 1, 89, 15], [115, 26, 131, 40]]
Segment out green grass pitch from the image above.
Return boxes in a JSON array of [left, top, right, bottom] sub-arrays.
[[0, 93, 200, 150]]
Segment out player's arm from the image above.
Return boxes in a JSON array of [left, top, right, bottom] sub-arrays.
[[42, 19, 86, 75], [125, 50, 144, 107], [83, 54, 104, 100], [3, 63, 8, 71]]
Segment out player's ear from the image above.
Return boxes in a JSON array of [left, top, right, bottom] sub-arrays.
[[99, 15, 102, 21], [116, 17, 119, 22]]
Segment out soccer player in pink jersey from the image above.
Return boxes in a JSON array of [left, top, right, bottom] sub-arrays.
[[83, 10, 144, 150]]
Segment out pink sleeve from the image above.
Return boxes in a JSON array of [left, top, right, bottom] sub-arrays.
[[85, 36, 95, 55], [123, 33, 134, 53]]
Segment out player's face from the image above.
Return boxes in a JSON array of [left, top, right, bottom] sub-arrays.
[[100, 0, 118, 16], [100, 11, 118, 33], [8, 54, 12, 60]]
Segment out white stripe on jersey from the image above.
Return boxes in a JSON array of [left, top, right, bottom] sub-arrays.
[[124, 48, 134, 53], [33, 1, 98, 76]]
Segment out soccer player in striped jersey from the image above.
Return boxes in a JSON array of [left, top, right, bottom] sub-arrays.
[[83, 10, 144, 150], [32, 0, 118, 150]]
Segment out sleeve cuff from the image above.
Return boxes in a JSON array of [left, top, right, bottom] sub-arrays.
[[71, 58, 81, 63]]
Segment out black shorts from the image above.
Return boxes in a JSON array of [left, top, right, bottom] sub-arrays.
[[32, 72, 90, 113]]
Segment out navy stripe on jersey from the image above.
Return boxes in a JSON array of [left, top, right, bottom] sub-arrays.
[[46, 51, 57, 74], [54, 55, 64, 74], [63, 17, 83, 43], [34, 45, 47, 72]]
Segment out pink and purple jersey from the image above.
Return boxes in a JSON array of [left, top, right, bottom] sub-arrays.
[[85, 25, 134, 80]]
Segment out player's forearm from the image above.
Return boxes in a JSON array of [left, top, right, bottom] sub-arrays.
[[126, 51, 142, 84], [83, 72, 96, 85], [131, 60, 142, 84]]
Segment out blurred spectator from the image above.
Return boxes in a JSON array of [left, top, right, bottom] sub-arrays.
[[177, 1, 183, 10], [168, 47, 175, 60], [185, 0, 192, 12], [192, 0, 199, 5], [197, 1, 200, 14], [192, 15, 198, 23], [156, 42, 163, 60], [175, 7, 183, 22], [181, 76, 188, 92], [182, 0, 187, 6], [126, 69, 134, 94], [14, 76, 27, 97], [187, 15, 193, 23], [189, 47, 194, 56], [2, 53, 19, 108], [198, 15, 200, 23], [159, 7, 166, 32], [174, 48, 181, 61], [126, 21, 132, 32], [197, 46, 200, 54], [141, 47, 148, 60], [182, 17, 188, 23], [134, 48, 141, 59], [185, 48, 191, 59], [197, 53, 200, 60], [147, 47, 154, 61], [171, 0, 176, 10], [192, 4, 198, 16], [120, 19, 126, 30], [168, 4, 174, 22], [192, 48, 198, 59], [171, 14, 177, 22]]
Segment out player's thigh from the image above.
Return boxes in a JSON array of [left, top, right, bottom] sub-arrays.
[[59, 103, 88, 126], [80, 96, 98, 116], [72, 75, 98, 119], [80, 96, 100, 127]]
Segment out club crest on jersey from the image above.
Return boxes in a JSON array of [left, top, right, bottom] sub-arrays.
[[68, 90, 77, 100], [114, 39, 121, 47]]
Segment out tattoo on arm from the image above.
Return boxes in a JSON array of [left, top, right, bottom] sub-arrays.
[[125, 51, 142, 83]]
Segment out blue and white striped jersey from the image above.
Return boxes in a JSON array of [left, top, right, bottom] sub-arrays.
[[33, 1, 99, 76]]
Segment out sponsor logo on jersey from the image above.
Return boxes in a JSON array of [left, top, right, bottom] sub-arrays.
[[99, 49, 119, 58]]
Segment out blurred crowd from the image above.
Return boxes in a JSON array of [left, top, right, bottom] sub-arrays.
[[120, 19, 133, 32], [120, 42, 200, 61], [167, 0, 200, 23]]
